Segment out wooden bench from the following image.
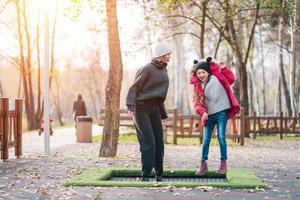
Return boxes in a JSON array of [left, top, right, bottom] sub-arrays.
[[99, 108, 178, 143], [99, 109, 134, 127]]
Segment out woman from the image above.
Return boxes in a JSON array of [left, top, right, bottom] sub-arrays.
[[126, 41, 172, 182]]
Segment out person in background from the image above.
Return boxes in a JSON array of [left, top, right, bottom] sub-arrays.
[[73, 94, 87, 124]]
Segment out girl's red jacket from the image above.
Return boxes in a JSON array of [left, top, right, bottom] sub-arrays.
[[190, 62, 240, 123]]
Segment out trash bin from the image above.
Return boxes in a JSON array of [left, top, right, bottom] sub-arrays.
[[76, 116, 93, 143]]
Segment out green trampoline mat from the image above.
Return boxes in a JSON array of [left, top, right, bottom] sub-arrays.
[[64, 168, 267, 189]]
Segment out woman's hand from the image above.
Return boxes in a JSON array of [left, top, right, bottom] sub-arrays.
[[127, 110, 134, 117]]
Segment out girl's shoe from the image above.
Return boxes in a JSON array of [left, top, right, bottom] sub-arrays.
[[217, 160, 227, 174], [196, 160, 208, 176]]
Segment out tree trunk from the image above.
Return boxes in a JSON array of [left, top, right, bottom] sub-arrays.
[[278, 0, 293, 117], [53, 76, 64, 126], [279, 78, 282, 113], [224, 1, 260, 116], [275, 76, 282, 115], [200, 0, 207, 58], [227, 19, 249, 116], [170, 8, 185, 113], [249, 71, 254, 114], [141, 0, 153, 58], [296, 0, 300, 113], [213, 34, 223, 59], [290, 1, 297, 116], [100, 0, 123, 157], [171, 23, 179, 111], [17, 72, 22, 98], [0, 82, 3, 97], [36, 7, 42, 125], [16, 0, 31, 129], [259, 27, 267, 115], [249, 60, 259, 114], [22, 0, 36, 129]]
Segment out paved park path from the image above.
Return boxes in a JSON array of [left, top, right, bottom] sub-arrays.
[[20, 124, 103, 153], [0, 125, 300, 200]]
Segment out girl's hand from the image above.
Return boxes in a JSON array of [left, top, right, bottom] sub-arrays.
[[201, 112, 208, 126], [218, 60, 226, 69], [213, 59, 226, 69]]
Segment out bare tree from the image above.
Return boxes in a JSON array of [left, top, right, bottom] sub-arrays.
[[278, 0, 293, 116], [35, 5, 42, 126], [289, 0, 298, 116], [259, 27, 267, 115], [100, 0, 123, 157], [12, 0, 60, 129], [199, 0, 207, 58], [296, 0, 300, 113], [185, 0, 260, 115], [141, 0, 154, 58], [225, 1, 260, 116], [249, 60, 260, 114], [16, 0, 34, 129]]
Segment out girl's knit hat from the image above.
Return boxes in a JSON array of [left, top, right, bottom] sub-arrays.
[[194, 57, 212, 74]]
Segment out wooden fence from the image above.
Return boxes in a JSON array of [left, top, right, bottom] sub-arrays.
[[0, 98, 23, 161], [171, 108, 245, 145], [99, 108, 245, 145], [99, 107, 300, 146], [243, 111, 300, 139]]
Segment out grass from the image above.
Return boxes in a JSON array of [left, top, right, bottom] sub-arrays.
[[64, 168, 267, 189], [247, 134, 300, 141], [51, 123, 74, 130], [52, 122, 99, 130], [92, 133, 237, 146], [23, 122, 98, 133]]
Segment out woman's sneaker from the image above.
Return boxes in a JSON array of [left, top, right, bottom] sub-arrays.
[[196, 160, 208, 176], [141, 177, 150, 182], [155, 176, 163, 182]]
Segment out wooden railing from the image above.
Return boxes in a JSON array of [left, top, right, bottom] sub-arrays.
[[243, 111, 300, 139], [0, 98, 23, 161], [99, 106, 300, 146], [171, 109, 244, 146], [99, 108, 245, 145]]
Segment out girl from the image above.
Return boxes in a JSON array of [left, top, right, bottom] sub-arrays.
[[190, 57, 240, 175]]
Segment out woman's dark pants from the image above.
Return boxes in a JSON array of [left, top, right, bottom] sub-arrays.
[[133, 106, 164, 177]]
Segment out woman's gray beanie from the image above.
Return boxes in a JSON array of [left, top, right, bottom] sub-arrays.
[[153, 41, 172, 58]]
